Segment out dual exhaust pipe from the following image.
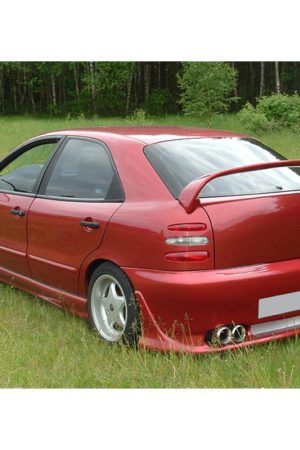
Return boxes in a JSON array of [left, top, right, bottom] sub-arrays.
[[209, 324, 247, 346]]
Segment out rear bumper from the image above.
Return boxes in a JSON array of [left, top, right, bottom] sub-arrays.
[[123, 258, 300, 353]]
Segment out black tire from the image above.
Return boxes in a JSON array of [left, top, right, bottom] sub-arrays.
[[88, 262, 141, 347]]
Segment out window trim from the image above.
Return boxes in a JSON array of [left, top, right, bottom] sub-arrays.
[[0, 136, 65, 197], [37, 136, 125, 203]]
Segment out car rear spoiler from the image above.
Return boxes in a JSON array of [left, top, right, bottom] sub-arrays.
[[179, 159, 300, 214]]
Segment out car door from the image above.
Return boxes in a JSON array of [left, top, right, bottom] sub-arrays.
[[27, 137, 124, 294], [0, 138, 62, 277]]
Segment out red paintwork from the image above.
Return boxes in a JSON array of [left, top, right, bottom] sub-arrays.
[[27, 198, 121, 293], [0, 193, 34, 277], [203, 193, 300, 268], [44, 126, 244, 145], [1, 126, 300, 353]]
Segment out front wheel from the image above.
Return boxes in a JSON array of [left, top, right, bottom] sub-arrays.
[[88, 263, 141, 346]]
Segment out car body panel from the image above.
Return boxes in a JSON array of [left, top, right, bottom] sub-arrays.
[[125, 256, 300, 352], [0, 192, 34, 277], [27, 197, 122, 294], [202, 192, 300, 268], [43, 126, 245, 145], [94, 201, 214, 271], [0, 263, 88, 314]]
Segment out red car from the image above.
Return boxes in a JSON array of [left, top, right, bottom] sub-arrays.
[[1, 126, 300, 353]]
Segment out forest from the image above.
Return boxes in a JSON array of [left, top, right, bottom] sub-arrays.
[[0, 61, 299, 117]]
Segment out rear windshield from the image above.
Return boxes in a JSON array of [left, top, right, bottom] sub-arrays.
[[144, 138, 300, 198]]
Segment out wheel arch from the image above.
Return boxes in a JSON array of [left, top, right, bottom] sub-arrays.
[[86, 258, 112, 288], [85, 258, 136, 296]]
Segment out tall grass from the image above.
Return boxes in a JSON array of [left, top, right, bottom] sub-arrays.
[[1, 284, 300, 388], [0, 115, 300, 388]]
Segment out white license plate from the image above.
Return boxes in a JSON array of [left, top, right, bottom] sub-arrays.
[[258, 291, 300, 318]]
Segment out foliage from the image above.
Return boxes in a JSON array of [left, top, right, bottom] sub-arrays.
[[142, 89, 176, 115], [126, 108, 148, 124], [177, 62, 238, 119], [238, 102, 273, 131], [0, 62, 300, 118], [83, 62, 132, 116], [238, 93, 300, 131]]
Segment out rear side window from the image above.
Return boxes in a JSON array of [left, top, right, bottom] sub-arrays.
[[44, 139, 123, 200], [144, 138, 300, 198]]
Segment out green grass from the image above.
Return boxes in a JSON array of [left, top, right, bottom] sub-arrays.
[[0, 114, 300, 388], [0, 113, 299, 158]]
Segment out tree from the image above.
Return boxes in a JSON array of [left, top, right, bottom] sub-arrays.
[[0, 61, 299, 117], [0, 63, 4, 114], [83, 62, 132, 116], [260, 62, 265, 97], [177, 62, 237, 122], [275, 62, 281, 93]]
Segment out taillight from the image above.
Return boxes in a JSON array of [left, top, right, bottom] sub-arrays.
[[165, 236, 209, 246], [165, 222, 210, 262], [167, 223, 207, 231], [165, 251, 209, 262]]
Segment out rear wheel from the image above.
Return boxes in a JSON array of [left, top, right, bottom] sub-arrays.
[[88, 263, 141, 346]]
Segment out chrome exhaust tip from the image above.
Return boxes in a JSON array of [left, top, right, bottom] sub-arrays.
[[206, 323, 247, 346], [212, 326, 232, 346], [232, 324, 246, 343]]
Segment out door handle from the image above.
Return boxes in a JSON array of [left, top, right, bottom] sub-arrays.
[[80, 220, 100, 229], [10, 208, 26, 217]]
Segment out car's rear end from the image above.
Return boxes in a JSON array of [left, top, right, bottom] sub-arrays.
[[132, 136, 300, 353]]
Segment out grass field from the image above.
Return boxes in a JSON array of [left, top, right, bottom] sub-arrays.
[[1, 114, 300, 388]]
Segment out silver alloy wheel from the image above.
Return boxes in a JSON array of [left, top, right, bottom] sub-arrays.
[[90, 274, 127, 342]]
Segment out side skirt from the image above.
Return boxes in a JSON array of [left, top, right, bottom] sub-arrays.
[[0, 266, 88, 320]]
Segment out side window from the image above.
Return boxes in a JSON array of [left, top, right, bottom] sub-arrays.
[[0, 142, 58, 194], [44, 139, 123, 200]]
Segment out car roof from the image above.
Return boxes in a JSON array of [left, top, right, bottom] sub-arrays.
[[42, 126, 248, 145]]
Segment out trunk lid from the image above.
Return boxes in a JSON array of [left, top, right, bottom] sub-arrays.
[[203, 192, 300, 268]]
